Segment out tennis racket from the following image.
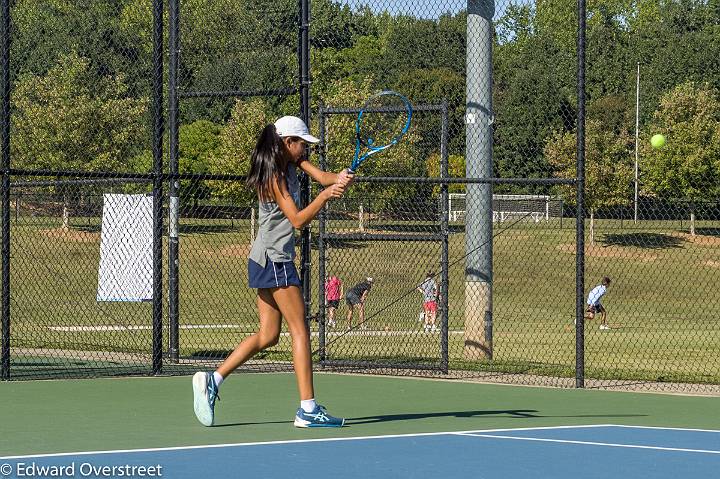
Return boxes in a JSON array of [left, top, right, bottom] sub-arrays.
[[348, 90, 413, 174]]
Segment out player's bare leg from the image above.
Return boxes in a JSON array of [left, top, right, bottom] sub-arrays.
[[346, 306, 353, 330], [327, 306, 336, 328], [599, 308, 609, 330], [358, 303, 366, 329]]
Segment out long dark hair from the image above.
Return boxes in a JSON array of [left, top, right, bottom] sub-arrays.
[[246, 124, 288, 201]]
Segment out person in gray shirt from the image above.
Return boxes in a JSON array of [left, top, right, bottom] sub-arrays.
[[192, 116, 352, 429], [417, 272, 438, 332], [345, 277, 374, 330]]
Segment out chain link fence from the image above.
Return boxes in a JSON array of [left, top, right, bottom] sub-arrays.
[[1, 1, 719, 394]]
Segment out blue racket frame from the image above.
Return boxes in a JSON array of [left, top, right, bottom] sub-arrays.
[[348, 90, 413, 174]]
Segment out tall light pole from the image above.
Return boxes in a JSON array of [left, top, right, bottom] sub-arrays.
[[464, 0, 494, 360], [634, 62, 640, 224]]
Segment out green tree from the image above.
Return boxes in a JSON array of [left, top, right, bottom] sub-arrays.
[[494, 2, 576, 191], [180, 0, 297, 123], [205, 98, 270, 205], [425, 153, 466, 195], [12, 0, 151, 96], [383, 15, 465, 80], [311, 35, 386, 96], [311, 0, 374, 50], [642, 82, 720, 235], [179, 120, 222, 205], [318, 78, 421, 211], [310, 9, 467, 156], [12, 52, 147, 226], [132, 120, 222, 203], [397, 66, 465, 158], [630, 0, 720, 125], [586, 0, 634, 103], [13, 52, 148, 172], [546, 116, 634, 245]]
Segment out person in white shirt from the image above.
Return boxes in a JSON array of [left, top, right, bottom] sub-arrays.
[[585, 277, 611, 330]]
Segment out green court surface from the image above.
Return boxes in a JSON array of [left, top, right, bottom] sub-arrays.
[[1, 373, 719, 457]]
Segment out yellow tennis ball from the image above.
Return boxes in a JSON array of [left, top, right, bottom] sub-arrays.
[[650, 134, 666, 149]]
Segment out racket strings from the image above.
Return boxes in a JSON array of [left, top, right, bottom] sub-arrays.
[[358, 96, 410, 148]]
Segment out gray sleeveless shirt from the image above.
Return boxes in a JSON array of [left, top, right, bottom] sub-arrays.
[[248, 165, 300, 267]]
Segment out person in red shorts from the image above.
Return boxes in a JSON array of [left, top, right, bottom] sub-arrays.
[[324, 274, 343, 328], [417, 272, 438, 333]]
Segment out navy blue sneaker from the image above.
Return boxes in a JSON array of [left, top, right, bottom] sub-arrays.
[[294, 405, 345, 428], [192, 372, 219, 426]]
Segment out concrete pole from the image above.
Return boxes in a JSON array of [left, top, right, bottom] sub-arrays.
[[464, 0, 494, 360]]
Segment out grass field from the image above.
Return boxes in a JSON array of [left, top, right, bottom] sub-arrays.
[[5, 212, 720, 384]]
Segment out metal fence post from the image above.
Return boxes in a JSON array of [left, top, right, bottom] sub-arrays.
[[318, 103, 327, 363], [1, 0, 10, 381], [440, 100, 450, 374], [299, 0, 312, 328], [168, 0, 180, 363], [151, 0, 165, 375], [575, 0, 587, 389]]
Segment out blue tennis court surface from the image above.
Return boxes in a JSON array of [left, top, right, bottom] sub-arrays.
[[2, 425, 718, 478]]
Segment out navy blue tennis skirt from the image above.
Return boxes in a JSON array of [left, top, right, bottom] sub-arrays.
[[248, 256, 301, 289]]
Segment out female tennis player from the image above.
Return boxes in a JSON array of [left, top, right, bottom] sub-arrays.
[[192, 116, 352, 428]]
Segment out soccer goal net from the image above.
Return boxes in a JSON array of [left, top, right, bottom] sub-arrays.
[[448, 193, 562, 222]]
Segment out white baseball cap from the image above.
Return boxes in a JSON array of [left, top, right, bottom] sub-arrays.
[[274, 116, 320, 144], [366, 277, 374, 283]]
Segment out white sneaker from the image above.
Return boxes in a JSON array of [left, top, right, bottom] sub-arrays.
[[599, 324, 610, 330], [192, 372, 219, 427]]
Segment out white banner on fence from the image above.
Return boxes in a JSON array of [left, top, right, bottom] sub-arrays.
[[97, 194, 153, 302]]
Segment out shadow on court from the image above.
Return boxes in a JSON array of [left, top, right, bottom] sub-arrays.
[[211, 409, 647, 428], [212, 420, 293, 428], [211, 410, 541, 428], [348, 409, 540, 424], [347, 410, 648, 425]]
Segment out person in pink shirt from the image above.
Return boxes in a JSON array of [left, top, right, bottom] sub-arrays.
[[324, 275, 343, 328]]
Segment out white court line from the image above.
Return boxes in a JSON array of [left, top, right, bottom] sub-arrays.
[[612, 425, 720, 434], [455, 433, 720, 455], [0, 424, 612, 460]]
